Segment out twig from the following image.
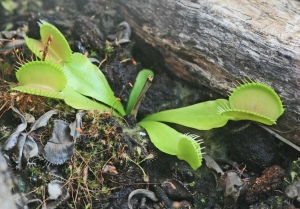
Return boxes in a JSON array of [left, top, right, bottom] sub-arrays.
[[257, 124, 300, 152], [98, 53, 107, 68]]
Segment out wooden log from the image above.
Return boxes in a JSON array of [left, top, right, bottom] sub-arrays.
[[110, 0, 300, 146], [0, 154, 17, 209]]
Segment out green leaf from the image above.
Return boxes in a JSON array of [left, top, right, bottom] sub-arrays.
[[25, 20, 72, 63], [177, 134, 203, 170], [63, 53, 125, 115], [25, 37, 47, 60], [219, 81, 284, 125], [138, 121, 204, 170], [126, 69, 154, 115], [1, 0, 18, 14], [141, 99, 231, 130], [61, 85, 119, 115], [138, 121, 180, 155], [39, 20, 72, 62]]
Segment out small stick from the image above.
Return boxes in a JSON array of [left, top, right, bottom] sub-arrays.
[[42, 35, 53, 61], [257, 124, 300, 152]]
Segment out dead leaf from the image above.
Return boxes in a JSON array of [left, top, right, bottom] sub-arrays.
[[43, 120, 74, 165]]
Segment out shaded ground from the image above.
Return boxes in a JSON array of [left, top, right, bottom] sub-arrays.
[[0, 0, 299, 209]]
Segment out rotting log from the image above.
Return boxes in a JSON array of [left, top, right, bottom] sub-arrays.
[[109, 0, 300, 145], [0, 154, 17, 209]]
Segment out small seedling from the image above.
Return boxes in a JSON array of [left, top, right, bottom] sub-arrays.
[[121, 149, 155, 182]]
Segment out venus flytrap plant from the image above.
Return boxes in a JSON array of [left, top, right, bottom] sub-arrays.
[[13, 20, 125, 116], [137, 80, 284, 170]]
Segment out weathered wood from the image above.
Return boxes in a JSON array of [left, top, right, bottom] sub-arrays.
[[0, 154, 17, 209], [112, 0, 300, 145]]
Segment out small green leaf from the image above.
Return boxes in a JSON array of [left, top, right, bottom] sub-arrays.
[[1, 0, 17, 14], [139, 121, 204, 170], [138, 121, 180, 155], [63, 53, 125, 115], [25, 37, 47, 60], [4, 23, 13, 31], [25, 20, 72, 63], [177, 134, 203, 170], [141, 99, 231, 130], [126, 69, 154, 115], [39, 20, 72, 62]]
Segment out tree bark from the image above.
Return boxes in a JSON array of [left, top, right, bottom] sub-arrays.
[[110, 0, 300, 145]]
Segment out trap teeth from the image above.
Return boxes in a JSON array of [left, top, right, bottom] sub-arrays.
[[196, 139, 203, 143], [177, 133, 204, 170]]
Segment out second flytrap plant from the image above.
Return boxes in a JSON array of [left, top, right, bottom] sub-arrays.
[[138, 80, 284, 170], [13, 21, 284, 170]]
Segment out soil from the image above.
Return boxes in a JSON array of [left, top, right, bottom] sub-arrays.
[[0, 1, 299, 209]]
